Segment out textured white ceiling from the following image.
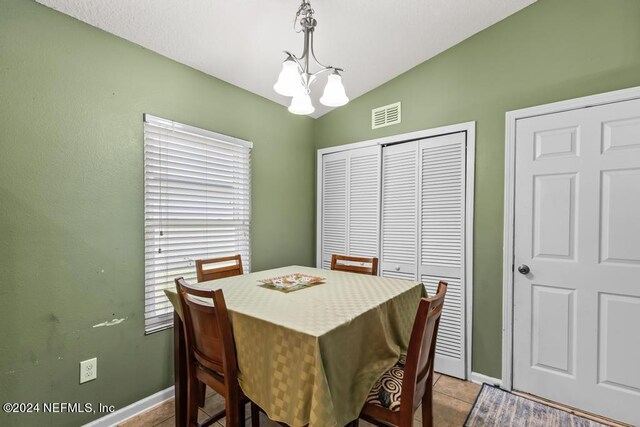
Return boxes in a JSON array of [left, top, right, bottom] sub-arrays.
[[36, 0, 536, 118]]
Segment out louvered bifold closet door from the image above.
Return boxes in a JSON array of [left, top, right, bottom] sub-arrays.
[[347, 146, 381, 263], [321, 151, 348, 270], [419, 132, 466, 378], [144, 115, 251, 333], [380, 141, 419, 280], [321, 147, 380, 270]]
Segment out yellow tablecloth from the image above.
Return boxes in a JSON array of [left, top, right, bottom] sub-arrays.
[[166, 265, 424, 427]]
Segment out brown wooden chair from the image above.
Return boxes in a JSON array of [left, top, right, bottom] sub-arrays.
[[357, 281, 447, 427], [330, 254, 379, 276], [193, 255, 244, 409], [175, 277, 249, 427], [196, 255, 244, 283]]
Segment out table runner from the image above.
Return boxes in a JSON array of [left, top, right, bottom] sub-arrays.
[[166, 265, 424, 427]]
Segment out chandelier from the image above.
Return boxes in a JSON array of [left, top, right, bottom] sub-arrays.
[[274, 0, 348, 115]]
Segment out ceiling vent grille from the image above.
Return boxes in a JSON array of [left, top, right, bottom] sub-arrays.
[[372, 102, 401, 129]]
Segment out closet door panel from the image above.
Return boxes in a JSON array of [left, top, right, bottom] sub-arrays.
[[381, 141, 419, 280], [348, 146, 381, 259], [419, 132, 466, 378], [319, 131, 469, 380], [321, 151, 348, 269], [320, 147, 380, 269]]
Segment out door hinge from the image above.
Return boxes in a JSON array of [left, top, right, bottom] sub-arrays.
[[511, 264, 515, 272]]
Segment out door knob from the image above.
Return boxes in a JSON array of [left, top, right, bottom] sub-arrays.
[[395, 265, 400, 271], [517, 264, 530, 275]]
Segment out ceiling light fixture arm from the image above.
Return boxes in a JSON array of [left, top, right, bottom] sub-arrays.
[[309, 30, 326, 69]]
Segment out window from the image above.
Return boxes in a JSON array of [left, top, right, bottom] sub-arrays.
[[143, 114, 252, 333]]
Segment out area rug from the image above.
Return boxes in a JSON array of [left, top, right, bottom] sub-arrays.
[[464, 384, 609, 426]]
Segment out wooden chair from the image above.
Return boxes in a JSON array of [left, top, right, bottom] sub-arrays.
[[175, 277, 248, 427], [196, 255, 244, 282], [330, 254, 379, 276], [357, 281, 447, 427], [193, 255, 244, 409]]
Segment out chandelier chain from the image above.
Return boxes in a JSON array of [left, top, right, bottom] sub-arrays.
[[293, 0, 315, 33]]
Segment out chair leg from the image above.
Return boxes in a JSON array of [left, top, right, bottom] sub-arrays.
[[187, 375, 200, 426], [250, 402, 260, 427], [239, 399, 246, 424], [225, 394, 243, 427], [422, 379, 434, 427], [198, 381, 206, 407]]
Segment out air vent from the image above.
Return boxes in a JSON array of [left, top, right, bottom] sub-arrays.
[[372, 102, 401, 129]]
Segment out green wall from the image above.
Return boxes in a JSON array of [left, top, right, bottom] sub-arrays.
[[0, 0, 314, 425], [314, 0, 640, 378]]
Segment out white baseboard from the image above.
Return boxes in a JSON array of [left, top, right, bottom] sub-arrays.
[[83, 386, 175, 427], [470, 372, 503, 388]]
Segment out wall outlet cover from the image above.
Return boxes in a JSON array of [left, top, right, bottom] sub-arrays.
[[80, 357, 97, 384]]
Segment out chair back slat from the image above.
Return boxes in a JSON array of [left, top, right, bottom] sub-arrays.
[[330, 254, 378, 276], [196, 255, 243, 283], [185, 300, 225, 373]]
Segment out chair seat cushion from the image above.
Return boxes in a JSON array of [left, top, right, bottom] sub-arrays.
[[366, 354, 406, 411]]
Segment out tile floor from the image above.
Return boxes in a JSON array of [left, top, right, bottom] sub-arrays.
[[119, 373, 480, 427]]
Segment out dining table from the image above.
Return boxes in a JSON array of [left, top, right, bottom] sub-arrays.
[[165, 265, 425, 427]]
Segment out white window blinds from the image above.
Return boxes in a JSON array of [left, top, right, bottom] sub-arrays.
[[143, 114, 252, 334]]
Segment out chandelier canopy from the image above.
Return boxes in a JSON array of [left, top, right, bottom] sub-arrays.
[[274, 0, 348, 115]]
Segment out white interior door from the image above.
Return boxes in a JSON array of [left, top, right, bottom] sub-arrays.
[[513, 98, 640, 425], [320, 146, 381, 270]]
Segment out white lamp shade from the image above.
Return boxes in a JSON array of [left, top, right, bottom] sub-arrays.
[[288, 93, 315, 115], [274, 59, 303, 97], [320, 73, 349, 107]]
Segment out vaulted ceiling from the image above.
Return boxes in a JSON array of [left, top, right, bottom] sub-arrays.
[[36, 0, 536, 117]]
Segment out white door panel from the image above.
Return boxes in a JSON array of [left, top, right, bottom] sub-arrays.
[[348, 146, 381, 260], [513, 98, 640, 425], [381, 141, 419, 280], [321, 151, 348, 266], [418, 133, 466, 378], [320, 146, 381, 269], [320, 131, 470, 380], [381, 133, 468, 379], [600, 169, 640, 264]]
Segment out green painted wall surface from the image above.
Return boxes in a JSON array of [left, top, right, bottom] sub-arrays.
[[0, 0, 314, 425], [314, 0, 640, 378]]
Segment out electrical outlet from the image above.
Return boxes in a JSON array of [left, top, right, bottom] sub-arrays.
[[80, 358, 97, 384]]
